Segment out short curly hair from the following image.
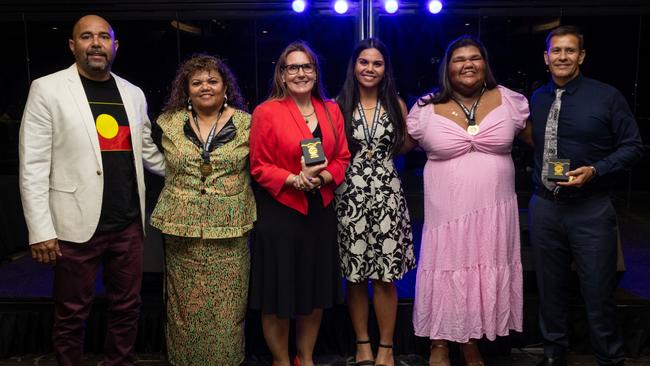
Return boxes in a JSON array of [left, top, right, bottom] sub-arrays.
[[163, 54, 246, 113]]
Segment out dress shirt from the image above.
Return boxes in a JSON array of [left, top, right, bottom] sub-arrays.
[[530, 74, 643, 195]]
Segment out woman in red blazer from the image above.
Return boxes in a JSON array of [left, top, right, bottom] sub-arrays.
[[249, 41, 350, 366]]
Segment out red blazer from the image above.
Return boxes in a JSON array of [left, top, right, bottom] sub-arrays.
[[250, 96, 351, 215]]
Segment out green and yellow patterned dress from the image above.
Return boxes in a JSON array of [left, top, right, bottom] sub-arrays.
[[151, 109, 256, 366]]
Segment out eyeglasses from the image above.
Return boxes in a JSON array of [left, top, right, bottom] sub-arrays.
[[282, 63, 315, 75]]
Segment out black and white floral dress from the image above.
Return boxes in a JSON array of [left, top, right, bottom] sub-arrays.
[[335, 111, 415, 283]]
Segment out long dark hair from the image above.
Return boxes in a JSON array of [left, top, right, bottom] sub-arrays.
[[418, 35, 497, 106], [268, 41, 328, 101], [163, 54, 246, 113], [337, 38, 404, 157]]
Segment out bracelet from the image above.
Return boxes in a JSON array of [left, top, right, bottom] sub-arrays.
[[307, 174, 324, 193], [315, 173, 326, 189]]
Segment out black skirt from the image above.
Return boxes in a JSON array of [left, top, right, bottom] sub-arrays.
[[248, 184, 343, 318]]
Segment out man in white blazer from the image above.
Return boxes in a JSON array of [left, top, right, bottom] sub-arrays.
[[19, 15, 164, 366]]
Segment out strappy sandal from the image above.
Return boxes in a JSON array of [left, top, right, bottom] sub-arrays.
[[429, 340, 451, 366], [375, 343, 394, 366], [354, 339, 375, 366], [461, 341, 485, 366]]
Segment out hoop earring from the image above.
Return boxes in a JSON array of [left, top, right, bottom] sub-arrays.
[[187, 97, 192, 111]]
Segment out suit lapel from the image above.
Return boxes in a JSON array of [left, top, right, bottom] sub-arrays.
[[283, 97, 312, 140], [311, 97, 336, 158], [312, 97, 330, 144], [65, 64, 102, 166]]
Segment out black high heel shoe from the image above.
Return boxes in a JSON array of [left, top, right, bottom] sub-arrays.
[[354, 339, 375, 366], [375, 343, 393, 366]]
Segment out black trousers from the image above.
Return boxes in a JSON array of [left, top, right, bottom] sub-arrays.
[[529, 193, 625, 365]]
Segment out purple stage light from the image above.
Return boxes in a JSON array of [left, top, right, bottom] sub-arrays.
[[334, 0, 349, 14], [384, 0, 399, 14], [428, 0, 443, 14], [292, 0, 306, 13]]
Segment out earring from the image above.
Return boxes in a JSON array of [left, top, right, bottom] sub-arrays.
[[187, 97, 192, 111], [223, 94, 228, 108]]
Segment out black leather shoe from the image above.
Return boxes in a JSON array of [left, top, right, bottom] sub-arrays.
[[599, 361, 625, 366], [537, 356, 567, 366]]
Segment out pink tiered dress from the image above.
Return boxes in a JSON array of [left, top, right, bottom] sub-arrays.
[[407, 86, 528, 342]]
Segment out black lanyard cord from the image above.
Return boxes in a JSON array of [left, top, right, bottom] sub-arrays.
[[451, 86, 486, 126]]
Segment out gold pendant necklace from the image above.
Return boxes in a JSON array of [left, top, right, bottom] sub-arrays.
[[300, 104, 315, 123]]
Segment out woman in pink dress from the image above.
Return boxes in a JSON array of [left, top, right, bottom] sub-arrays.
[[406, 36, 530, 366]]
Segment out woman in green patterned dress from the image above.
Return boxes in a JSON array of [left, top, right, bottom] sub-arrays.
[[150, 55, 256, 365]]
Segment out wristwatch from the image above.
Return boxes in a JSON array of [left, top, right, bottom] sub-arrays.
[[588, 166, 598, 177], [314, 174, 326, 189]]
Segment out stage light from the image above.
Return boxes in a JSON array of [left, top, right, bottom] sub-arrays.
[[428, 0, 443, 14], [292, 0, 306, 13], [384, 0, 399, 14], [334, 0, 349, 14]]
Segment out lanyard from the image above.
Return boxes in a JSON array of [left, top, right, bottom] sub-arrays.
[[192, 106, 224, 162], [356, 100, 381, 149], [451, 86, 486, 126]]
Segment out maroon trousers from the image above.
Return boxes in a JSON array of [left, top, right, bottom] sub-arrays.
[[52, 219, 143, 366]]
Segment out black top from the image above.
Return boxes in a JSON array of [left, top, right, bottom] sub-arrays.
[[183, 115, 236, 151], [80, 74, 140, 232], [530, 74, 644, 195]]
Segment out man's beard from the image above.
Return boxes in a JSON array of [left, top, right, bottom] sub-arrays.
[[85, 58, 109, 71], [84, 51, 110, 71]]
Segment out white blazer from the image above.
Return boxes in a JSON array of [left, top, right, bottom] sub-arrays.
[[19, 64, 165, 244]]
